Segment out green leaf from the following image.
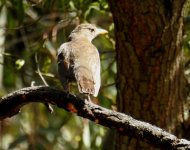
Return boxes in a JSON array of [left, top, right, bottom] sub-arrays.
[[15, 59, 25, 70]]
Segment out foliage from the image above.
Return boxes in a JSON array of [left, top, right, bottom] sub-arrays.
[[0, 0, 115, 149]]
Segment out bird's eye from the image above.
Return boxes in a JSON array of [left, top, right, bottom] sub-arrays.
[[88, 28, 95, 32]]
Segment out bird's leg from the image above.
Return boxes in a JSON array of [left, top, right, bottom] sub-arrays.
[[87, 94, 92, 102], [64, 81, 70, 98]]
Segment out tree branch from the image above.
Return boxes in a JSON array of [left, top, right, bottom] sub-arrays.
[[0, 86, 190, 150]]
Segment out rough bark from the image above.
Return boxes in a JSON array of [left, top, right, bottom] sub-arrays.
[[1, 86, 190, 150], [108, 0, 187, 149]]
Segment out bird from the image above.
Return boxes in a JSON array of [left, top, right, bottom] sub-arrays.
[[57, 23, 107, 99]]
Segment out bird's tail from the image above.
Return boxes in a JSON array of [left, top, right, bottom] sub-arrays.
[[75, 67, 95, 95]]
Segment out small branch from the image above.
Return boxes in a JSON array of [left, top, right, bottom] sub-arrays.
[[0, 86, 190, 150], [35, 53, 49, 86]]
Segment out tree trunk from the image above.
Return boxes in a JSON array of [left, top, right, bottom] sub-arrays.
[[108, 0, 187, 149]]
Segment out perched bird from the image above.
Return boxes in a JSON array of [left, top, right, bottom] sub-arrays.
[[57, 23, 107, 98]]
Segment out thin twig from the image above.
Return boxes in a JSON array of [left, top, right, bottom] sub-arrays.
[[35, 53, 49, 86]]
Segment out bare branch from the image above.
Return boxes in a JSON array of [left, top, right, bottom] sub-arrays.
[[0, 86, 190, 150]]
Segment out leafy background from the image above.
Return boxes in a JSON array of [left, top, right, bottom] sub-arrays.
[[2, 0, 190, 150], [0, 0, 116, 150]]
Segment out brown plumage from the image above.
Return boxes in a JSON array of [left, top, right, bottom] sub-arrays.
[[57, 23, 107, 97]]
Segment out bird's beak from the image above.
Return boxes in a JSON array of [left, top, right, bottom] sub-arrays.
[[96, 28, 108, 35]]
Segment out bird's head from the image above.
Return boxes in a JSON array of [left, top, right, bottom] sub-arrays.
[[69, 23, 108, 42]]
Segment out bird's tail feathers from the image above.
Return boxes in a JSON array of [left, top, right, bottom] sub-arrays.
[[78, 76, 95, 95], [75, 67, 95, 95]]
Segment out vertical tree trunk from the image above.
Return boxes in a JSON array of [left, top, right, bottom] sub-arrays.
[[108, 0, 187, 149]]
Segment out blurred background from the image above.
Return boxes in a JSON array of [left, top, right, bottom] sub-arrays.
[[0, 0, 115, 149], [2, 0, 190, 150]]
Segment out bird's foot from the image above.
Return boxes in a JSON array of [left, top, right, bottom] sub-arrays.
[[87, 95, 92, 102]]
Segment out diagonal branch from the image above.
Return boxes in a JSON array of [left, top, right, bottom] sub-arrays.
[[0, 86, 190, 150]]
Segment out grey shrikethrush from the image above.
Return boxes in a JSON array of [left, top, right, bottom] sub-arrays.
[[57, 23, 107, 98]]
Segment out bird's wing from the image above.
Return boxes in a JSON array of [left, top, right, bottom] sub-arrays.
[[72, 41, 100, 96], [57, 43, 70, 91], [91, 50, 100, 97]]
